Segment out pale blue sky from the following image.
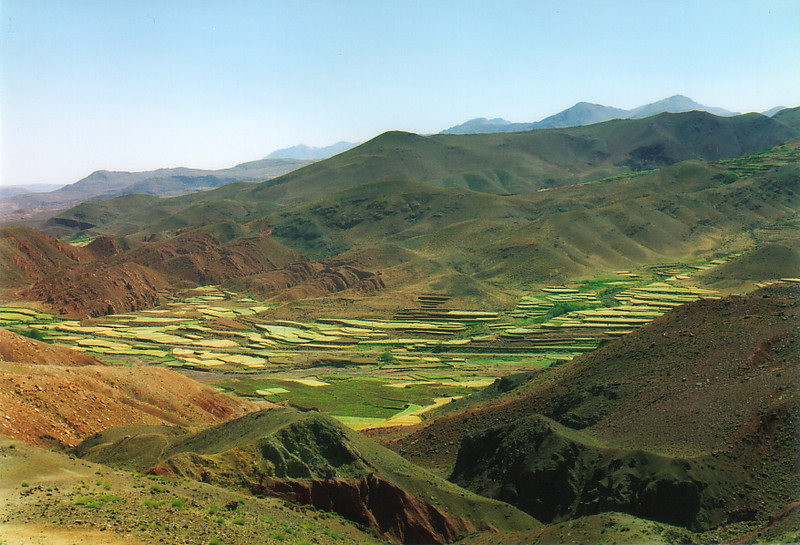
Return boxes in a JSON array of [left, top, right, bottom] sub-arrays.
[[2, 0, 799, 186]]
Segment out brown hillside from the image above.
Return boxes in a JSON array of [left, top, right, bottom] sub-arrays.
[[0, 361, 268, 448], [0, 328, 103, 367], [0, 327, 266, 450], [22, 261, 169, 317], [694, 241, 800, 290], [117, 230, 302, 284], [387, 283, 799, 466], [230, 260, 385, 301], [436, 285, 798, 532], [0, 225, 94, 286]]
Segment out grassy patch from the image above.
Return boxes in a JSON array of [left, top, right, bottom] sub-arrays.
[[221, 376, 475, 419]]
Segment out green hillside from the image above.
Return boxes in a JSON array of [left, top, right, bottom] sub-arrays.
[[76, 408, 537, 544], [243, 110, 796, 203], [36, 132, 800, 311], [47, 111, 797, 240], [773, 106, 800, 131]]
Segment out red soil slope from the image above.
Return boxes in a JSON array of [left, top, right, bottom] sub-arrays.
[[0, 225, 93, 286], [0, 329, 268, 448], [0, 328, 103, 367], [22, 262, 169, 317]]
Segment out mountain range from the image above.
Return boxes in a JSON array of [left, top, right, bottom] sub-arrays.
[[25, 108, 798, 313], [0, 157, 316, 223], [266, 141, 359, 159], [442, 94, 750, 134], [0, 103, 798, 545]]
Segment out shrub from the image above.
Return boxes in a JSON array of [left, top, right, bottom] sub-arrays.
[[378, 349, 395, 363], [74, 497, 100, 508], [20, 329, 49, 342]]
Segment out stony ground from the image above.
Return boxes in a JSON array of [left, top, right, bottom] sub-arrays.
[[0, 437, 380, 545]]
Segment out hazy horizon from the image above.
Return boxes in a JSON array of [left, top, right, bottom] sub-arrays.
[[2, 0, 799, 187]]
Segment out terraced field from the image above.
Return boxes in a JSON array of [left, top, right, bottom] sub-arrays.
[[1, 253, 759, 429]]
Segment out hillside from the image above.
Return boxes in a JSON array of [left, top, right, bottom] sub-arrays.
[[0, 436, 380, 545], [773, 106, 800, 131], [75, 408, 537, 544], [2, 129, 794, 318], [48, 111, 798, 238], [0, 328, 266, 448], [377, 284, 798, 540], [387, 283, 798, 460], [0, 157, 316, 223]]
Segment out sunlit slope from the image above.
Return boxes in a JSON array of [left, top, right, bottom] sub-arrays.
[[38, 142, 800, 308], [264, 157, 798, 284], [244, 111, 796, 202], [49, 110, 796, 238], [76, 407, 537, 544]]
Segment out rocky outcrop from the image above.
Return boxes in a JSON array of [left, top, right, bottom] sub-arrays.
[[449, 411, 791, 531], [232, 261, 384, 300], [83, 235, 123, 259], [78, 409, 537, 544], [0, 226, 93, 286], [249, 475, 474, 544], [23, 262, 168, 317]]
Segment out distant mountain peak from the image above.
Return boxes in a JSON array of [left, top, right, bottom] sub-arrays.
[[441, 117, 513, 134], [266, 141, 358, 160], [627, 95, 738, 119], [441, 95, 741, 134]]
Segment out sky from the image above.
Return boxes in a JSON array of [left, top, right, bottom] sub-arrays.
[[2, 0, 799, 187]]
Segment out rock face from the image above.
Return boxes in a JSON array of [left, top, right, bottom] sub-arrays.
[[77, 408, 537, 544], [232, 261, 385, 301], [0, 225, 93, 285], [249, 475, 473, 545], [450, 414, 740, 530], [23, 262, 168, 317], [120, 231, 302, 285]]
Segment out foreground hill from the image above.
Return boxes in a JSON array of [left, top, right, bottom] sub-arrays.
[[381, 284, 797, 539], [0, 436, 379, 545], [0, 328, 266, 448], [75, 408, 536, 544]]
